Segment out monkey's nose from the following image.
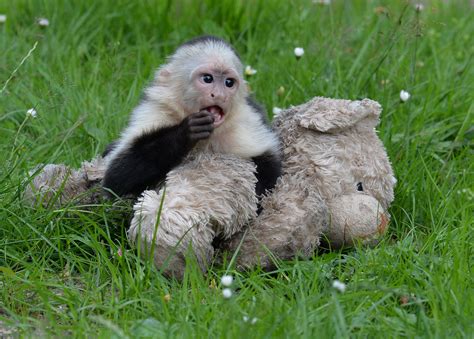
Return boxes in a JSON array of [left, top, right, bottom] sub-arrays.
[[211, 93, 222, 100], [210, 92, 225, 102]]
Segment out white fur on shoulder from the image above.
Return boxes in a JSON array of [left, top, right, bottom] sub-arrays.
[[105, 97, 180, 165], [203, 102, 280, 158]]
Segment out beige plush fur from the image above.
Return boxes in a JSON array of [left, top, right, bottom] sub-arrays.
[[24, 157, 106, 207], [24, 96, 395, 276], [221, 172, 330, 269]]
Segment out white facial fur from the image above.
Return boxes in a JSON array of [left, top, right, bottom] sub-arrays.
[[164, 40, 246, 117], [189, 64, 239, 112]]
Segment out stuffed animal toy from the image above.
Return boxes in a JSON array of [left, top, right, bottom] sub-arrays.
[[24, 97, 396, 277], [223, 97, 396, 269]]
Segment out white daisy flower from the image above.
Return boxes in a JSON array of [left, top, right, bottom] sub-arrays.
[[313, 0, 331, 4], [332, 280, 346, 293], [294, 47, 305, 58], [243, 316, 258, 324], [400, 90, 411, 102], [221, 275, 233, 287], [222, 288, 233, 299], [245, 65, 257, 76], [0, 14, 6, 23], [27, 108, 37, 118], [273, 107, 282, 116], [415, 3, 424, 12], [37, 18, 49, 27]]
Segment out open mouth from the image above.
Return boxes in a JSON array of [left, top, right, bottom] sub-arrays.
[[204, 105, 225, 127]]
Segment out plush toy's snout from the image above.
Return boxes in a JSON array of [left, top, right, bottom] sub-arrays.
[[324, 193, 389, 249]]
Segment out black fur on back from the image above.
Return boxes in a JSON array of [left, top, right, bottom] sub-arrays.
[[246, 95, 269, 124], [102, 141, 118, 157], [252, 150, 283, 214]]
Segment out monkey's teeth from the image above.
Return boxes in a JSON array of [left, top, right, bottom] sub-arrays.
[[205, 106, 225, 126], [213, 113, 223, 124], [207, 106, 223, 115]]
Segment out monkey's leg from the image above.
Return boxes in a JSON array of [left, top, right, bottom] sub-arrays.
[[222, 175, 329, 271]]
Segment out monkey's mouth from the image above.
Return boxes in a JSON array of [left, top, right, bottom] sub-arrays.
[[205, 106, 225, 127]]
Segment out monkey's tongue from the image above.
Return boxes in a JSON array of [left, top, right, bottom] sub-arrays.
[[206, 106, 225, 127]]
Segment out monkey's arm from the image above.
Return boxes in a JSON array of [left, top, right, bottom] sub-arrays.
[[103, 111, 214, 196], [252, 152, 282, 197]]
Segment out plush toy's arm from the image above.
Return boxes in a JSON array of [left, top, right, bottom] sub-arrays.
[[24, 157, 106, 207]]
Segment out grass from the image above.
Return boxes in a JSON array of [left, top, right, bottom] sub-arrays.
[[0, 0, 473, 337]]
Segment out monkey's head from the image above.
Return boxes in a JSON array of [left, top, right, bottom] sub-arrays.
[[155, 36, 247, 128]]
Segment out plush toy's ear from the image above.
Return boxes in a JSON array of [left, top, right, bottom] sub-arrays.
[[295, 97, 382, 132]]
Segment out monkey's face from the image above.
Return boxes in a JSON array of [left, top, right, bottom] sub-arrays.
[[186, 63, 240, 128]]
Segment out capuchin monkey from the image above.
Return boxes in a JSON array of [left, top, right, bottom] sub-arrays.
[[103, 36, 282, 200]]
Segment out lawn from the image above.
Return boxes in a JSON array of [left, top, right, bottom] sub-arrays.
[[0, 0, 473, 337]]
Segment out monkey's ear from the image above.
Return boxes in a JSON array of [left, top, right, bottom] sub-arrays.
[[155, 67, 171, 84]]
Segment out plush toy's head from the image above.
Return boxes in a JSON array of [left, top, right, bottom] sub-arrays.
[[273, 97, 396, 248]]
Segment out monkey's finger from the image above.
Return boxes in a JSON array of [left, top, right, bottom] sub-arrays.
[[190, 111, 213, 119], [190, 131, 211, 141], [199, 109, 214, 115], [189, 116, 214, 126], [189, 124, 214, 133]]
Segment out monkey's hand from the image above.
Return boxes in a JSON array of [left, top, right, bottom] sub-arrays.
[[181, 110, 215, 146]]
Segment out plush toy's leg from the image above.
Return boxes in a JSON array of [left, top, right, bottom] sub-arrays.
[[128, 153, 258, 279], [24, 157, 106, 207], [222, 175, 329, 271], [129, 190, 215, 279]]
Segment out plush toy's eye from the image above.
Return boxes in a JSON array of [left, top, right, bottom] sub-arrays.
[[202, 74, 213, 83], [225, 78, 235, 88], [357, 182, 364, 191]]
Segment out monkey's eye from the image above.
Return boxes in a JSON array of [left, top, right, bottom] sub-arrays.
[[202, 74, 213, 83], [225, 78, 235, 88], [357, 182, 364, 191]]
